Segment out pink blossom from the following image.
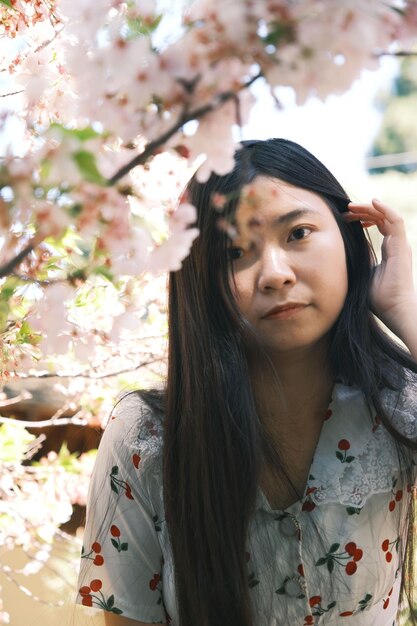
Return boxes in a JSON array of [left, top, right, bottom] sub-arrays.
[[15, 49, 58, 105], [185, 100, 243, 182]]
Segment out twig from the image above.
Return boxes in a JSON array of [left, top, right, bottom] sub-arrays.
[[376, 51, 417, 57], [0, 391, 32, 407], [0, 563, 65, 607], [0, 413, 87, 428], [107, 72, 262, 185], [0, 89, 24, 97], [18, 357, 163, 379], [11, 271, 64, 285], [0, 241, 35, 279]]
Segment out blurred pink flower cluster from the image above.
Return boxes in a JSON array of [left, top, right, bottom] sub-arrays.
[[0, 0, 58, 38]]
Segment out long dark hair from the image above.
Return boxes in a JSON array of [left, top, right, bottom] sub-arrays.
[[160, 138, 417, 625]]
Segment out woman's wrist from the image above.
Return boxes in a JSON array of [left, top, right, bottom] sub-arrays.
[[388, 297, 417, 361]]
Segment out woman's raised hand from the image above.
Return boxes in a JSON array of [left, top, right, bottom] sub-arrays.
[[342, 199, 416, 344]]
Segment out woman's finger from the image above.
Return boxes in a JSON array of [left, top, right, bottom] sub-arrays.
[[348, 199, 406, 234]]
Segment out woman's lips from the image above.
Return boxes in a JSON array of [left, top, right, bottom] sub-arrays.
[[262, 305, 307, 320]]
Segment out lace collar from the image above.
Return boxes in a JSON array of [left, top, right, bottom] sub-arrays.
[[257, 381, 417, 513]]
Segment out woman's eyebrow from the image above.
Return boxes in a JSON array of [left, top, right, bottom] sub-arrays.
[[272, 207, 322, 227]]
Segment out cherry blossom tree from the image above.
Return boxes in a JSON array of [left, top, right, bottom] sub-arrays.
[[1, 0, 417, 622]]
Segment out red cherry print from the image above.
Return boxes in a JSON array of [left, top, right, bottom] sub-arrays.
[[90, 579, 102, 592], [110, 525, 121, 537], [302, 501, 316, 512], [389, 500, 396, 512], [338, 439, 350, 451], [92, 542, 101, 553], [339, 612, 354, 617], [79, 586, 91, 596], [304, 617, 314, 625], [388, 588, 393, 597], [297, 563, 305, 577], [309, 595, 321, 607], [372, 414, 381, 432], [82, 596, 93, 607], [345, 542, 356, 556], [125, 485, 134, 500], [306, 487, 317, 496], [132, 453, 141, 468], [386, 552, 393, 563], [353, 548, 363, 562], [93, 555, 104, 566], [149, 574, 161, 591], [324, 409, 332, 421], [345, 561, 357, 575], [395, 490, 403, 502], [383, 598, 390, 610], [382, 539, 389, 552]]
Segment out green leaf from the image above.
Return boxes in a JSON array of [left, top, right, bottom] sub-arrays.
[[68, 203, 83, 218], [72, 151, 106, 185], [0, 300, 9, 333], [345, 455, 355, 463], [111, 538, 119, 550], [0, 277, 20, 302], [111, 465, 119, 475], [328, 601, 336, 609], [346, 506, 361, 516], [110, 481, 118, 494], [126, 14, 162, 38], [329, 543, 340, 553], [120, 543, 128, 551], [327, 559, 335, 573], [0, 422, 37, 463], [107, 595, 114, 609], [54, 442, 81, 472], [50, 123, 102, 142], [335, 451, 344, 461], [111, 608, 123, 615], [263, 21, 295, 47], [0, 0, 13, 8], [363, 593, 373, 603], [315, 557, 327, 567], [16, 321, 42, 346], [93, 265, 114, 282]]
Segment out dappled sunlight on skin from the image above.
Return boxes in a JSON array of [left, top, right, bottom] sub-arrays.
[[226, 177, 348, 357]]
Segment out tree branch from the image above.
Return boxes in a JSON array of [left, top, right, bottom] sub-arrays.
[[0, 412, 87, 428], [0, 241, 35, 279], [107, 72, 262, 186], [0, 90, 24, 98], [376, 51, 417, 57], [17, 356, 164, 379]]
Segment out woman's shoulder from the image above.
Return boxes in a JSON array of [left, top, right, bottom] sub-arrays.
[[102, 387, 165, 467], [381, 366, 417, 440]]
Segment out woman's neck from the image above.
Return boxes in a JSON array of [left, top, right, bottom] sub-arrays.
[[249, 339, 334, 433]]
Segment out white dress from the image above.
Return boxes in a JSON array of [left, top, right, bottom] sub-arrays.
[[76, 379, 417, 625]]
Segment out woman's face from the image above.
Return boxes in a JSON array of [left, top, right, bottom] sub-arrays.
[[228, 176, 349, 355]]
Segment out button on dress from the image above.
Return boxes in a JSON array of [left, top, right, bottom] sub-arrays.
[[76, 379, 417, 625]]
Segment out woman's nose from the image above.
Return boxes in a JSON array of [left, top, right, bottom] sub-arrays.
[[257, 246, 296, 291]]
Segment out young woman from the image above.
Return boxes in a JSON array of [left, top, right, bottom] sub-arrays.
[[76, 138, 417, 626]]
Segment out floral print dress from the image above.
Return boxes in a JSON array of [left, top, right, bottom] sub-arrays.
[[76, 379, 417, 625]]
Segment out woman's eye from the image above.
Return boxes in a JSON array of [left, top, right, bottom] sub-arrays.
[[288, 226, 312, 242], [227, 246, 245, 261]]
